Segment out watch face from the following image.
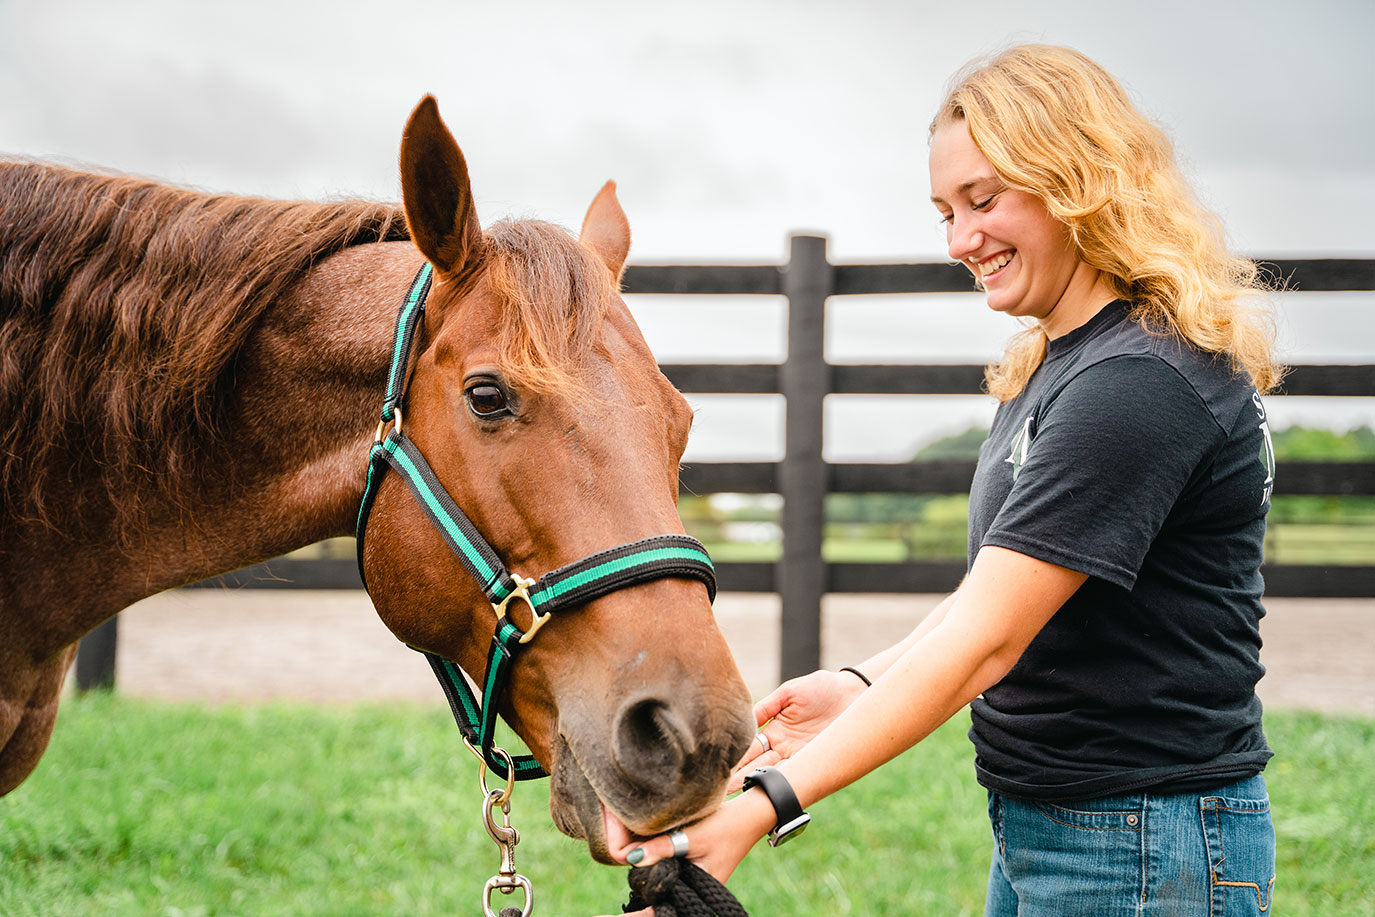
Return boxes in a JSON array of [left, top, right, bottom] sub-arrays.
[[769, 813, 811, 847]]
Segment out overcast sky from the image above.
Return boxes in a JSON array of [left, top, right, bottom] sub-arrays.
[[3, 0, 1372, 459]]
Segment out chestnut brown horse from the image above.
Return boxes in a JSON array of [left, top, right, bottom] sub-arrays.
[[0, 96, 754, 864]]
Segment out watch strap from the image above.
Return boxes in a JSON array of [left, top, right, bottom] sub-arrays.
[[742, 765, 810, 846]]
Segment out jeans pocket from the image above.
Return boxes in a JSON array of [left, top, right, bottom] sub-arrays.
[[1000, 796, 1144, 916], [1034, 799, 1144, 832], [1199, 792, 1275, 916]]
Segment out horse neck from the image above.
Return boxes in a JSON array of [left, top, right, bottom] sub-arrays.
[[180, 242, 424, 576], [82, 241, 422, 607], [1, 241, 425, 656]]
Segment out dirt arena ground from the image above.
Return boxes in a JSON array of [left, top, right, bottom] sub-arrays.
[[94, 590, 1375, 716]]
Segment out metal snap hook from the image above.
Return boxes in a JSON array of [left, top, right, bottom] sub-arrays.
[[482, 874, 533, 917], [482, 787, 518, 847]]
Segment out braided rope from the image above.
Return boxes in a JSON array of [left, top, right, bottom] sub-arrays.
[[622, 859, 749, 916]]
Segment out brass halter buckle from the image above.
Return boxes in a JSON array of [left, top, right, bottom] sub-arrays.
[[492, 574, 552, 645]]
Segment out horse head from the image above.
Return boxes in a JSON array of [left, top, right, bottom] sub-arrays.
[[358, 96, 755, 863]]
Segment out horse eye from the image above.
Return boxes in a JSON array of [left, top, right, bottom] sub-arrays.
[[466, 383, 509, 417]]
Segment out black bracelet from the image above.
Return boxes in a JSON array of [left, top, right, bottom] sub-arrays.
[[839, 665, 872, 687]]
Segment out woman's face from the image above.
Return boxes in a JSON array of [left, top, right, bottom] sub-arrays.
[[929, 118, 1105, 336]]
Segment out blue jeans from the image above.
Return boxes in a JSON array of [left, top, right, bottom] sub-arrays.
[[984, 775, 1275, 916]]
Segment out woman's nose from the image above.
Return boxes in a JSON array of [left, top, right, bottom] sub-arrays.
[[947, 213, 983, 263]]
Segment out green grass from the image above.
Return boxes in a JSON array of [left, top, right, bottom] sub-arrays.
[[2, 697, 1372, 915]]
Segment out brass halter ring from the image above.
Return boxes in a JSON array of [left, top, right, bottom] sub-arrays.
[[474, 744, 517, 808], [373, 405, 403, 444]]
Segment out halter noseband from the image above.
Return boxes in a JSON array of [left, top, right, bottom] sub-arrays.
[[355, 262, 717, 781]]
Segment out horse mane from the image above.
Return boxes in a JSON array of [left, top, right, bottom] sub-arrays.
[[0, 160, 409, 528], [0, 161, 614, 532]]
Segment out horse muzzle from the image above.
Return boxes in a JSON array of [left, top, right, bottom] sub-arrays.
[[548, 682, 755, 863]]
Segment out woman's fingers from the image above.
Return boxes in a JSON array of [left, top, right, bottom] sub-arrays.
[[752, 684, 793, 726], [728, 729, 783, 791], [733, 728, 774, 768], [624, 830, 683, 869]]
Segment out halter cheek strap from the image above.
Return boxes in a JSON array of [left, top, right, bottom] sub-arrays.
[[355, 262, 717, 781]]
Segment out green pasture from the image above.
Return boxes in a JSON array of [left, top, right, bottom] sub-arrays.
[[2, 697, 1372, 915]]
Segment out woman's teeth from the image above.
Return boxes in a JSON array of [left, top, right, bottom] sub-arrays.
[[979, 251, 1013, 277]]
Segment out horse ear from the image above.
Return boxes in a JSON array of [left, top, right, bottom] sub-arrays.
[[399, 95, 483, 277], [579, 181, 631, 280]]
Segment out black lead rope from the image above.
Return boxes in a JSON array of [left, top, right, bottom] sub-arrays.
[[356, 262, 718, 781], [623, 860, 750, 917]]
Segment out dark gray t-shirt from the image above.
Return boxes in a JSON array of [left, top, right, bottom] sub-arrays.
[[967, 300, 1274, 800]]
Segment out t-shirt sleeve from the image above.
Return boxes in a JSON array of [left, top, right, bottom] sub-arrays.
[[980, 354, 1223, 590]]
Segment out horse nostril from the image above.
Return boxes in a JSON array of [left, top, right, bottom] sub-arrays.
[[612, 697, 696, 781]]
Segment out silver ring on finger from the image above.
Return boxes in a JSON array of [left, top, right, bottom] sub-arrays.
[[669, 828, 690, 859], [754, 731, 771, 754]]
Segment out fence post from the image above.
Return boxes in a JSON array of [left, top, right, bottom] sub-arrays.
[[778, 234, 832, 681], [76, 615, 118, 691]]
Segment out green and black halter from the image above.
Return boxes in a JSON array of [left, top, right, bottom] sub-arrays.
[[356, 263, 717, 781]]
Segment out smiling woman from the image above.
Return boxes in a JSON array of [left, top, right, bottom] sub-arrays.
[[610, 44, 1284, 917]]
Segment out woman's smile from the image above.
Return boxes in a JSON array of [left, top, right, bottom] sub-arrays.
[[977, 249, 1015, 281]]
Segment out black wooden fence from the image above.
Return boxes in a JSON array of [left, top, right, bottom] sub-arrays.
[[75, 239, 1375, 690]]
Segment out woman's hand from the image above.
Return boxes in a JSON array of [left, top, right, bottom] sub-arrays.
[[595, 784, 778, 917], [729, 668, 868, 790]]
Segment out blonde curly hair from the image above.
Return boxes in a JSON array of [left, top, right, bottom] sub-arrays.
[[931, 44, 1284, 400]]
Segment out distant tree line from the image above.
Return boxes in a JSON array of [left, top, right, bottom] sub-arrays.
[[682, 425, 1375, 550], [911, 424, 1375, 463]]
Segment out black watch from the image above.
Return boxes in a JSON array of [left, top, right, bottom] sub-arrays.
[[742, 765, 810, 847]]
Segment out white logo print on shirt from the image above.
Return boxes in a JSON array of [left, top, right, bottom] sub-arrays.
[[1006, 416, 1034, 482], [1254, 391, 1275, 507]]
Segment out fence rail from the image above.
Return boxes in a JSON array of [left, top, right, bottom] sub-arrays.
[[76, 243, 1375, 689]]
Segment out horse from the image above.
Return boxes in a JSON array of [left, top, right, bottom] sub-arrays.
[[0, 95, 755, 865]]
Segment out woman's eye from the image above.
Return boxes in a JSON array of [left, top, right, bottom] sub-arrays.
[[972, 194, 997, 211], [467, 384, 509, 416]]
